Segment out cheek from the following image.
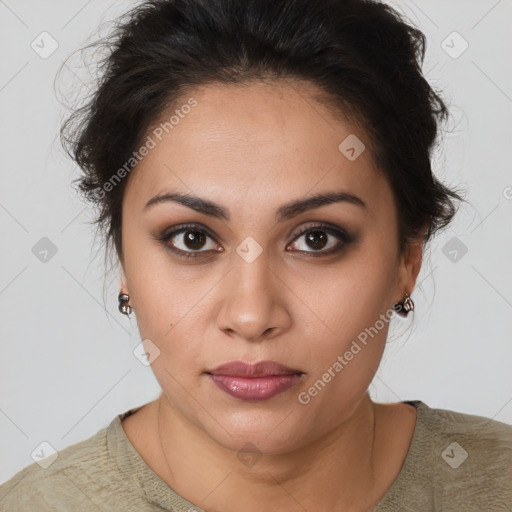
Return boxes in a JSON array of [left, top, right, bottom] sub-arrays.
[[298, 240, 396, 334], [295, 242, 397, 383], [297, 280, 392, 421], [133, 287, 206, 372], [303, 301, 390, 391], [126, 265, 219, 378], [123, 228, 205, 336]]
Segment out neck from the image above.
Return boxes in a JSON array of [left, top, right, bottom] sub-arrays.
[[155, 393, 381, 512]]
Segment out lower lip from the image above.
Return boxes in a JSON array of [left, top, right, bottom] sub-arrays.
[[208, 374, 302, 401]]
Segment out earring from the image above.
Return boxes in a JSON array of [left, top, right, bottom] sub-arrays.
[[393, 292, 414, 317], [118, 292, 133, 318]]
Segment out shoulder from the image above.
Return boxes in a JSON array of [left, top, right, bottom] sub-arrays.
[[420, 401, 512, 460], [374, 401, 512, 512], [414, 401, 511, 509], [0, 409, 148, 511], [0, 424, 108, 511]]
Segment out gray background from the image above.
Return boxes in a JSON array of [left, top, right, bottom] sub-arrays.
[[1, 0, 511, 484]]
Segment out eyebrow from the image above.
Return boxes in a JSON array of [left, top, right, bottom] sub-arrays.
[[144, 190, 366, 222]]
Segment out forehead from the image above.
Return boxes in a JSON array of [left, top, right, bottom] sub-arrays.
[[125, 80, 391, 214]]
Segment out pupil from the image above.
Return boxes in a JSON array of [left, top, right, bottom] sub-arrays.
[[185, 230, 205, 250], [306, 231, 327, 250]]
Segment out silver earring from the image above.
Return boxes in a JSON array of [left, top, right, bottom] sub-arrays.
[[393, 292, 414, 317], [118, 292, 133, 318]]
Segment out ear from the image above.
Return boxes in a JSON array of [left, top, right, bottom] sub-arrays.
[[395, 227, 426, 301]]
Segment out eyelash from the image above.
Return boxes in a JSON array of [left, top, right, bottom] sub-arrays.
[[154, 222, 353, 260]]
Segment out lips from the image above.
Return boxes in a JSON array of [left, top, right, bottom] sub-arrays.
[[206, 360, 302, 377], [205, 360, 304, 401]]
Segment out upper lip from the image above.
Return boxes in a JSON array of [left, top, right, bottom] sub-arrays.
[[205, 360, 304, 377]]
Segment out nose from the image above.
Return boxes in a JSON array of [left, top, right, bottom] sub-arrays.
[[216, 252, 292, 343]]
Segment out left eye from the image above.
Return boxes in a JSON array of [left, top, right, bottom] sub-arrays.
[[288, 225, 348, 255]]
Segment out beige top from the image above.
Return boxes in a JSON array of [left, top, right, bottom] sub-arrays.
[[1, 400, 511, 511]]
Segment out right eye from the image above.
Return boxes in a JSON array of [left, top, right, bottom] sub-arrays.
[[156, 224, 223, 259]]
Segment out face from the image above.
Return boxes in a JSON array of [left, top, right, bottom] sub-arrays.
[[120, 80, 422, 454]]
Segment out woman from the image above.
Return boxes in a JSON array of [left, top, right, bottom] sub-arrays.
[[1, 0, 510, 510]]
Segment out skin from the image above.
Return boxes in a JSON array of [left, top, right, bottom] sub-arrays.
[[119, 80, 423, 512]]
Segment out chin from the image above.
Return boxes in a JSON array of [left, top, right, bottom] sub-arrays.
[[200, 407, 317, 456]]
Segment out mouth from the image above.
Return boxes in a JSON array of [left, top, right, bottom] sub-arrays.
[[204, 360, 305, 401]]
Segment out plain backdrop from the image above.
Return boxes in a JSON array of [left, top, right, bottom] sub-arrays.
[[1, 0, 511, 485]]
